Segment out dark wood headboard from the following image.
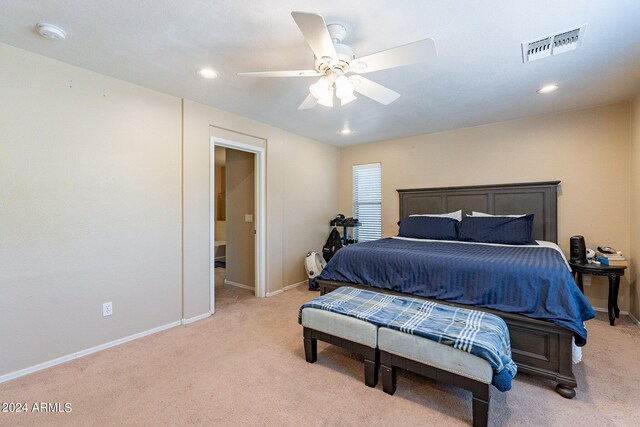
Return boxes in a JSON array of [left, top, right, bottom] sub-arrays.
[[397, 181, 560, 242]]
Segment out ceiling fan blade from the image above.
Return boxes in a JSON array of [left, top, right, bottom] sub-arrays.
[[298, 94, 317, 110], [350, 76, 400, 105], [291, 11, 337, 60], [350, 38, 437, 74], [237, 70, 321, 77]]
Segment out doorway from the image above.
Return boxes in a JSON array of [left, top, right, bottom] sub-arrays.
[[210, 137, 266, 315]]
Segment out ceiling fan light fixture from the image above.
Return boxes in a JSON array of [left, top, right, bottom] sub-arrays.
[[238, 12, 438, 110], [317, 91, 334, 107], [335, 75, 355, 100], [309, 77, 331, 99]]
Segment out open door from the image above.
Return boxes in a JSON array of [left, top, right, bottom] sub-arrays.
[[210, 135, 266, 314]]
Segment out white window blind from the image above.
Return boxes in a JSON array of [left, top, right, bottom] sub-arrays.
[[353, 163, 381, 242]]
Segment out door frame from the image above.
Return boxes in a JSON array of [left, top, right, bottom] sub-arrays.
[[210, 137, 266, 314]]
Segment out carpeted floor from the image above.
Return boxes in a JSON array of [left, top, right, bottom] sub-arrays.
[[1, 284, 639, 426], [214, 267, 254, 307]]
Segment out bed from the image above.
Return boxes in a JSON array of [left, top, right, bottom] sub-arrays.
[[316, 181, 592, 398]]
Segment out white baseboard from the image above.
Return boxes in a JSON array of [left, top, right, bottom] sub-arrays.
[[593, 306, 640, 327], [181, 312, 211, 325], [266, 280, 306, 297], [592, 306, 629, 315], [224, 279, 254, 291], [0, 320, 181, 384]]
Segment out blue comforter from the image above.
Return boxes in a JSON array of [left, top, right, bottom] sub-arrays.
[[317, 238, 595, 344]]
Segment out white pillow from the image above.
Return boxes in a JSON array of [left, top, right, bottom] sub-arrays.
[[470, 211, 526, 218], [410, 210, 462, 222]]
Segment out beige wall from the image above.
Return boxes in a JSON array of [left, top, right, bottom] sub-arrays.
[[630, 94, 640, 320], [0, 44, 182, 375], [225, 149, 255, 286], [338, 103, 632, 312], [182, 100, 340, 318], [0, 43, 340, 378]]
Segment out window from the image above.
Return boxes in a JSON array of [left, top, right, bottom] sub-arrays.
[[353, 163, 381, 242]]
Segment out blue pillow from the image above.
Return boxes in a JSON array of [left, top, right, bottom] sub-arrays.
[[397, 216, 458, 240], [458, 214, 536, 245]]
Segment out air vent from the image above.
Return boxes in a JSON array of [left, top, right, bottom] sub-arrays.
[[524, 37, 552, 62], [522, 25, 586, 63]]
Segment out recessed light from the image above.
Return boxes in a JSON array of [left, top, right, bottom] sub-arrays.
[[537, 84, 558, 94], [36, 23, 67, 41], [340, 128, 352, 135], [197, 68, 218, 79]]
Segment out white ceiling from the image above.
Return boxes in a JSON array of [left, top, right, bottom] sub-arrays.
[[1, 1, 640, 146]]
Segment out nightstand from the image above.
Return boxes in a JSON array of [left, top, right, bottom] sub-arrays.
[[569, 261, 627, 326]]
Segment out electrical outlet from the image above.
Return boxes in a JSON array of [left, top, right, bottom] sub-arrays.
[[245, 214, 253, 223], [103, 302, 113, 317], [583, 276, 591, 287]]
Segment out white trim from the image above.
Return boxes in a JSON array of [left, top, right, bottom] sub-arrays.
[[266, 280, 306, 297], [0, 320, 181, 384], [592, 308, 639, 327], [593, 306, 629, 315], [353, 162, 382, 170], [181, 312, 212, 325], [285, 280, 307, 291], [209, 142, 215, 313], [211, 137, 267, 306], [224, 279, 255, 292], [266, 289, 283, 297]]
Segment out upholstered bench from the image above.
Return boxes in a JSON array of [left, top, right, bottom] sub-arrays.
[[299, 286, 516, 419], [300, 307, 379, 387], [378, 327, 492, 427]]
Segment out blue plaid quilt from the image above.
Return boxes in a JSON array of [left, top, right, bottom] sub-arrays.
[[299, 286, 517, 391]]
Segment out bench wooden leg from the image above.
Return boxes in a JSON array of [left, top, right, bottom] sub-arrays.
[[472, 385, 490, 427], [303, 328, 317, 363], [363, 347, 379, 387], [381, 364, 397, 395], [302, 326, 379, 387], [364, 358, 378, 387]]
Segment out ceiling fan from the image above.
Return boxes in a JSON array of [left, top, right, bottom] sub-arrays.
[[237, 11, 437, 109]]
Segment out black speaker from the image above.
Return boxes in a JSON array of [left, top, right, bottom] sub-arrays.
[[570, 236, 587, 264]]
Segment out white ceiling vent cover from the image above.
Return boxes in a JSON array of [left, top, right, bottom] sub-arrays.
[[522, 25, 586, 63]]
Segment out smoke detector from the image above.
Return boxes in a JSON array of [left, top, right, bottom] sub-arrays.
[[36, 23, 67, 41], [522, 25, 586, 63]]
